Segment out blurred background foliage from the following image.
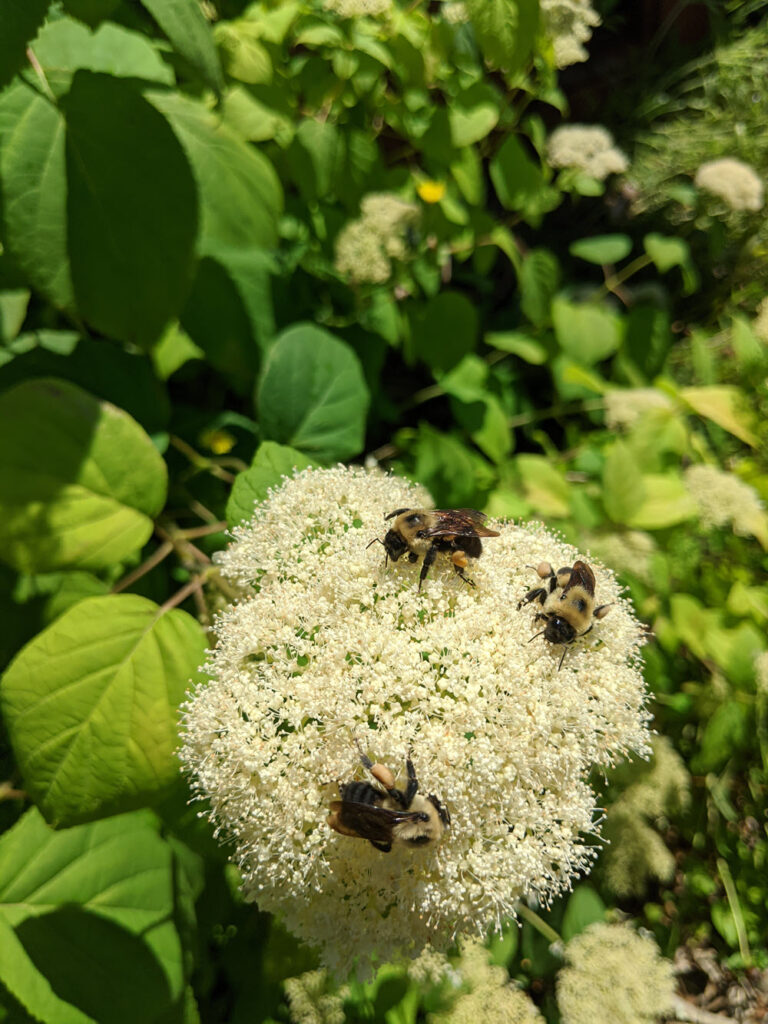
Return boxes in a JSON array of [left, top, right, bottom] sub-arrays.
[[0, 0, 767, 1020]]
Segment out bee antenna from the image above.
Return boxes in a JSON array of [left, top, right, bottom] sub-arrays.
[[558, 647, 568, 671], [366, 537, 384, 550], [528, 630, 546, 644]]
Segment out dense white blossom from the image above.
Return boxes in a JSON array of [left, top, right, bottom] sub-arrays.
[[684, 464, 764, 536], [547, 125, 628, 181], [181, 468, 652, 975], [604, 388, 674, 429], [541, 0, 600, 68], [335, 193, 419, 284], [694, 157, 764, 212], [557, 922, 675, 1024]]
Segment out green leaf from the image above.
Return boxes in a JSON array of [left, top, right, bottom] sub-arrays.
[[693, 701, 751, 774], [552, 296, 624, 364], [680, 385, 759, 447], [63, 71, 198, 347], [140, 0, 223, 93], [410, 291, 479, 374], [0, 83, 74, 312], [516, 454, 570, 517], [61, 0, 120, 26], [0, 287, 29, 341], [731, 315, 765, 370], [1, 594, 206, 826], [450, 145, 484, 206], [519, 248, 559, 326], [0, 0, 50, 89], [0, 378, 167, 572], [561, 885, 607, 942], [486, 330, 547, 364], [32, 15, 174, 95], [465, 0, 539, 72], [448, 83, 500, 148], [643, 233, 699, 294], [216, 21, 272, 84], [602, 440, 645, 523], [0, 807, 194, 1021], [489, 135, 558, 221], [285, 119, 343, 203], [147, 89, 281, 257], [227, 441, 316, 527], [257, 323, 369, 462], [625, 474, 697, 530], [569, 234, 632, 265]]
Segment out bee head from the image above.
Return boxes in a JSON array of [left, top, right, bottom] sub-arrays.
[[544, 616, 576, 645], [382, 528, 409, 563]]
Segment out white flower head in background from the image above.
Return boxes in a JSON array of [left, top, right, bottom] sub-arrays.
[[547, 125, 628, 181], [335, 193, 419, 284], [683, 464, 765, 537], [604, 387, 674, 430], [556, 921, 675, 1024], [324, 0, 391, 17], [694, 157, 764, 212], [541, 0, 601, 68], [180, 467, 652, 976]]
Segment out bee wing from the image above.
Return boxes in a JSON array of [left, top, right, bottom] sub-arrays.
[[424, 509, 500, 538], [563, 560, 595, 596], [329, 800, 425, 845]]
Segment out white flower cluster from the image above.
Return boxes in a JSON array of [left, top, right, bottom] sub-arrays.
[[335, 193, 420, 284], [284, 970, 346, 1024], [541, 0, 601, 68], [683, 464, 764, 536], [181, 468, 651, 975], [547, 125, 628, 181], [441, 1, 469, 24], [694, 157, 764, 212], [324, 0, 391, 17], [557, 922, 675, 1024], [604, 387, 674, 430]]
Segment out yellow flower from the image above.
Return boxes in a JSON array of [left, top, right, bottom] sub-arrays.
[[201, 429, 236, 455], [417, 180, 447, 203]]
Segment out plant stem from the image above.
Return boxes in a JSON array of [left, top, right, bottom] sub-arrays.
[[516, 903, 562, 946], [112, 540, 174, 593], [716, 858, 751, 962], [597, 253, 654, 298]]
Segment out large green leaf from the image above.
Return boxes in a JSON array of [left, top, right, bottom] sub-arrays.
[[0, 807, 197, 1021], [227, 441, 316, 527], [516, 454, 570, 517], [61, 0, 120, 26], [0, 0, 50, 89], [552, 296, 624, 364], [140, 0, 224, 93], [257, 323, 369, 461], [680, 385, 758, 447], [0, 378, 167, 572], [489, 134, 558, 221], [32, 15, 174, 95], [285, 119, 343, 202], [602, 440, 645, 523], [625, 474, 697, 530], [561, 885, 607, 942], [465, 0, 539, 72], [0, 83, 74, 311], [147, 90, 281, 256], [448, 83, 500, 148], [0, 594, 206, 826], [63, 71, 198, 346], [519, 248, 560, 326]]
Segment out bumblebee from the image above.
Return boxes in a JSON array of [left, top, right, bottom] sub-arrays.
[[327, 754, 450, 853], [518, 560, 612, 669], [368, 508, 500, 589]]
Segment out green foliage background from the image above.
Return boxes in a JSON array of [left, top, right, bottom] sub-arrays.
[[0, 0, 767, 1021]]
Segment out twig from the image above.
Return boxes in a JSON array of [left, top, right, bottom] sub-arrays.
[[159, 574, 206, 614], [669, 993, 737, 1024], [111, 540, 174, 593], [178, 521, 227, 540], [169, 435, 236, 483], [0, 782, 26, 802]]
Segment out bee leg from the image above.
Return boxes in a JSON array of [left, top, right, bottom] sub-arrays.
[[369, 839, 392, 853], [518, 587, 548, 610], [403, 758, 419, 805], [418, 545, 438, 590], [451, 551, 476, 587]]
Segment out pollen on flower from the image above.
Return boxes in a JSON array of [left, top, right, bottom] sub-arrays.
[[547, 125, 628, 181], [556, 922, 675, 1024], [694, 157, 764, 212], [541, 0, 600, 68], [180, 467, 652, 976]]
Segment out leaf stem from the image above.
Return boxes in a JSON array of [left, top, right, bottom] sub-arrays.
[[112, 540, 174, 593], [515, 903, 562, 946], [596, 253, 654, 298], [0, 782, 26, 802], [169, 434, 236, 483]]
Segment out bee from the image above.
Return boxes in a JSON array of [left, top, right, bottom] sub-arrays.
[[518, 560, 612, 669], [327, 754, 450, 853], [367, 508, 500, 589]]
